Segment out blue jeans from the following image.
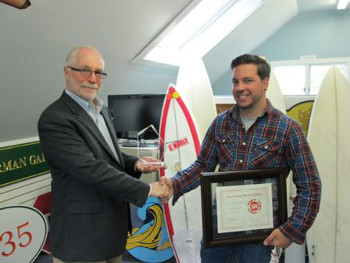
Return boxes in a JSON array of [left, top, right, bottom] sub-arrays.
[[201, 240, 273, 263]]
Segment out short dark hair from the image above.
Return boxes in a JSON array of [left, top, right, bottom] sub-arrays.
[[230, 54, 271, 80]]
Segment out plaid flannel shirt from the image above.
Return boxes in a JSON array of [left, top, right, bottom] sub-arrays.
[[171, 100, 321, 244]]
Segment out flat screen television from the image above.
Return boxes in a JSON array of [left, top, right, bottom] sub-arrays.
[[108, 94, 165, 140]]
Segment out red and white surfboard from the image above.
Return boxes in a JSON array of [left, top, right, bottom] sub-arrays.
[[159, 84, 202, 262]]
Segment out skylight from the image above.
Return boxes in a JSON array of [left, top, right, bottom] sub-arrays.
[[133, 0, 263, 67], [337, 0, 349, 10]]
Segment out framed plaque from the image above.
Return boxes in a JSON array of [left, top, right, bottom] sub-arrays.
[[200, 168, 288, 248]]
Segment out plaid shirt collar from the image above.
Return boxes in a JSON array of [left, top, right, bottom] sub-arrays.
[[230, 99, 273, 122]]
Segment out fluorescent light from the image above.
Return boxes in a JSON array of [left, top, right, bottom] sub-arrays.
[[138, 0, 263, 66], [337, 0, 348, 10]]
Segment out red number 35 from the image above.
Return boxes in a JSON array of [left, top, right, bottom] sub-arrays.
[[0, 221, 32, 257]]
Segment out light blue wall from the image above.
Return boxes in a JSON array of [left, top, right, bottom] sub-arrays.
[[213, 9, 350, 95]]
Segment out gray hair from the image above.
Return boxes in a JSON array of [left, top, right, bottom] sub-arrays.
[[65, 45, 105, 68]]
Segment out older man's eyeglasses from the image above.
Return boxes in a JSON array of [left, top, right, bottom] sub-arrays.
[[68, 66, 107, 80]]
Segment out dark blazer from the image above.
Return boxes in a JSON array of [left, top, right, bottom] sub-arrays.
[[38, 91, 150, 262]]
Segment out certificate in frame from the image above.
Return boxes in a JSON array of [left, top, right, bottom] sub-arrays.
[[200, 168, 288, 248]]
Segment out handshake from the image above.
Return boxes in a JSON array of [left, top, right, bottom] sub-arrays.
[[150, 177, 174, 203], [134, 156, 174, 203]]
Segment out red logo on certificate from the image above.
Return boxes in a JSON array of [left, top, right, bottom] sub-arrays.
[[247, 199, 261, 214]]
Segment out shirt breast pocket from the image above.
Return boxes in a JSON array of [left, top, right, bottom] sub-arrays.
[[216, 135, 237, 166], [250, 139, 281, 169]]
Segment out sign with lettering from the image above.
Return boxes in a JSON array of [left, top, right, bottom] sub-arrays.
[[0, 141, 50, 187], [0, 205, 48, 263]]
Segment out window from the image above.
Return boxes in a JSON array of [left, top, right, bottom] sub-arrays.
[[133, 0, 263, 67], [272, 58, 350, 95], [309, 64, 348, 94], [273, 65, 306, 95]]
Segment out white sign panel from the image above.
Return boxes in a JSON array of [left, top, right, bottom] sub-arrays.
[[0, 205, 48, 263]]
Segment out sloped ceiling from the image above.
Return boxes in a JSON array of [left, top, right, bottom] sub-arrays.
[[0, 0, 339, 142], [296, 0, 338, 12], [204, 0, 298, 84]]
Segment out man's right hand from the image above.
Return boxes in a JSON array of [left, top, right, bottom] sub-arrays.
[[160, 177, 174, 203], [150, 177, 170, 198]]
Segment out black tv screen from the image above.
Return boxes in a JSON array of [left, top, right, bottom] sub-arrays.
[[108, 94, 165, 140]]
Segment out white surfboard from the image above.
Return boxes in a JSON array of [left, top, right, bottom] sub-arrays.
[[306, 67, 350, 263], [266, 70, 304, 263], [267, 71, 286, 114], [266, 71, 296, 199], [266, 71, 295, 207], [159, 84, 202, 263], [176, 54, 217, 142]]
